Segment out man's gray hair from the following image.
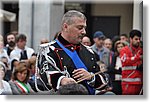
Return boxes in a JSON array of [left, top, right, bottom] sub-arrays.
[[62, 10, 86, 25]]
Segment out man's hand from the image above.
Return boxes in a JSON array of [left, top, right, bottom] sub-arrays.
[[60, 77, 76, 86], [72, 68, 92, 81]]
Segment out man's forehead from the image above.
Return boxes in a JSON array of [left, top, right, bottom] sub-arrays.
[[121, 36, 126, 38], [7, 34, 15, 38], [133, 35, 140, 39], [70, 17, 87, 27], [72, 17, 86, 22]]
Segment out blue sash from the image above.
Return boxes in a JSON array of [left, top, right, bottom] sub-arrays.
[[55, 39, 95, 95]]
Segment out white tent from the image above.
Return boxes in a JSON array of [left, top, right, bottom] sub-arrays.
[[0, 9, 16, 22]]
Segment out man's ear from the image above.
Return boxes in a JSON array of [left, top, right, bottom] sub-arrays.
[[130, 38, 132, 43], [93, 38, 97, 42], [63, 23, 68, 31]]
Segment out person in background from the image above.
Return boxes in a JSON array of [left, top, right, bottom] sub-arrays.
[[40, 38, 49, 44], [91, 31, 110, 67], [0, 39, 10, 68], [120, 29, 143, 95], [96, 61, 115, 95], [111, 35, 120, 52], [0, 35, 12, 82], [0, 61, 12, 95], [0, 56, 12, 81], [10, 34, 35, 72], [104, 38, 113, 51], [5, 33, 16, 56], [81, 36, 91, 46], [108, 40, 126, 95], [104, 38, 115, 66], [9, 62, 35, 95], [120, 33, 129, 46], [27, 56, 47, 92]]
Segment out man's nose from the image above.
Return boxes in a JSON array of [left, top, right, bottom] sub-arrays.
[[137, 39, 140, 43], [81, 28, 86, 35]]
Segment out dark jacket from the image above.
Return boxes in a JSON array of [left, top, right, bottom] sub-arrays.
[[37, 35, 107, 94]]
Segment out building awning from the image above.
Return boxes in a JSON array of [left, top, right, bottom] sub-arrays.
[[0, 9, 16, 22]]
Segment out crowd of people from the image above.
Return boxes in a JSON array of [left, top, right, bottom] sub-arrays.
[[0, 10, 143, 95]]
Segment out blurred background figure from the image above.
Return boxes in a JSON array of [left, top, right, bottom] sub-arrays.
[[27, 56, 47, 92], [40, 38, 49, 44], [9, 62, 35, 95], [0, 56, 12, 81], [111, 35, 120, 52], [5, 33, 16, 56], [108, 40, 126, 95], [96, 61, 115, 95], [120, 29, 143, 95], [104, 38, 113, 51], [81, 36, 91, 46], [10, 34, 35, 72], [91, 31, 110, 67], [0, 61, 12, 95], [104, 38, 115, 66], [0, 39, 9, 61], [120, 33, 129, 46], [0, 35, 12, 82], [0, 39, 10, 71]]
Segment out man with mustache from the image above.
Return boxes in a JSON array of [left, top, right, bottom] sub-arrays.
[[5, 33, 16, 56], [120, 30, 143, 95], [37, 10, 107, 95]]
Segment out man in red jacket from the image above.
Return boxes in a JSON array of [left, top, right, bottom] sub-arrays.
[[120, 30, 143, 95]]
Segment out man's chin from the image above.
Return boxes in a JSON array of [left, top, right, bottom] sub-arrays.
[[133, 44, 139, 48], [75, 39, 82, 44], [76, 42, 80, 45]]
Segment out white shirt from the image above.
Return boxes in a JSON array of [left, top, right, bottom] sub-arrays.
[[115, 56, 122, 80], [115, 56, 122, 70], [10, 46, 35, 61]]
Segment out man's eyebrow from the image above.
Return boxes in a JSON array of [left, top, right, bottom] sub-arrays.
[[77, 25, 87, 28]]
